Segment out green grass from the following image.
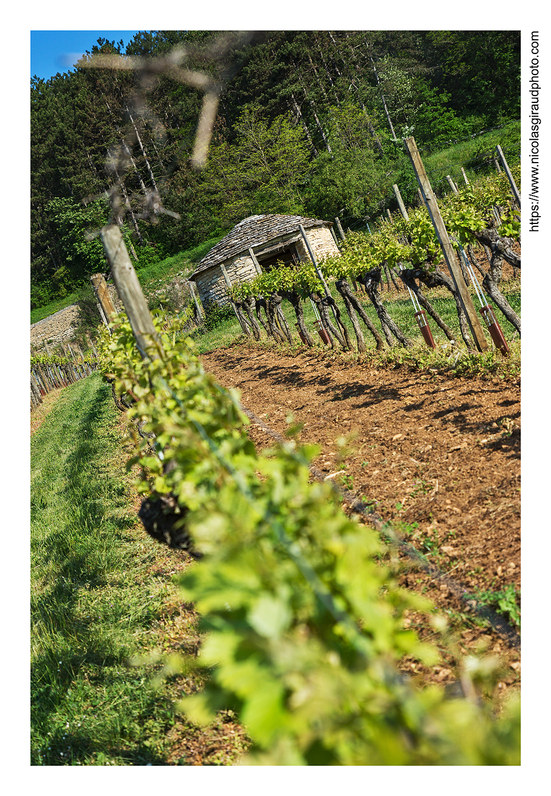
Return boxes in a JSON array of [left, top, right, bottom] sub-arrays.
[[134, 234, 226, 291], [31, 233, 227, 325], [189, 312, 244, 353], [31, 375, 184, 765], [422, 120, 520, 190]]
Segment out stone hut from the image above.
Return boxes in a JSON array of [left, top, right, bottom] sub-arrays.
[[188, 213, 340, 307]]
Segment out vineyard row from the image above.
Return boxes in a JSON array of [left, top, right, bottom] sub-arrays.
[[31, 357, 96, 411], [226, 165, 520, 358], [87, 223, 520, 763]]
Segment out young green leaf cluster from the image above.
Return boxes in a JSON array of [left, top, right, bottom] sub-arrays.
[[31, 353, 96, 367], [230, 260, 325, 303], [97, 310, 520, 765], [229, 171, 519, 309]]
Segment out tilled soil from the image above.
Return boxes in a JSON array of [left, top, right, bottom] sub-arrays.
[[200, 341, 521, 693]]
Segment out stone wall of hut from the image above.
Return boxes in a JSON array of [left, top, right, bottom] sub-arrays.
[[193, 225, 340, 307], [194, 253, 259, 307], [295, 225, 339, 264]]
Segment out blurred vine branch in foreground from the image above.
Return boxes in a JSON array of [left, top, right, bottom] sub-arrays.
[[79, 31, 263, 226]]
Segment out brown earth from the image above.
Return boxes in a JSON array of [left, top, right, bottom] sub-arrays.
[[200, 340, 521, 696]]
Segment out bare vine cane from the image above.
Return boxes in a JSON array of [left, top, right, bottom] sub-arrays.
[[398, 266, 456, 344], [310, 291, 346, 349], [360, 268, 413, 348], [283, 290, 315, 347], [334, 278, 385, 352], [242, 296, 263, 340]]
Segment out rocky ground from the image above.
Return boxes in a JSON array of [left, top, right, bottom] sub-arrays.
[[200, 342, 521, 697]]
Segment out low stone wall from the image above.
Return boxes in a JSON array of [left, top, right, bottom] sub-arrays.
[[31, 304, 82, 349], [30, 285, 121, 351]]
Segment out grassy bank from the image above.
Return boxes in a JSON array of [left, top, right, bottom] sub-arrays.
[[422, 120, 520, 187], [30, 234, 226, 325], [30, 374, 248, 765], [31, 374, 174, 764]]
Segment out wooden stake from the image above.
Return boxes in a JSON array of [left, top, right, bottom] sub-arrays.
[[446, 175, 459, 194], [334, 217, 346, 241], [248, 247, 263, 275], [187, 280, 204, 321], [90, 273, 117, 328], [100, 225, 162, 359], [461, 167, 470, 186], [404, 137, 488, 352], [495, 145, 521, 208], [299, 225, 332, 298], [393, 184, 409, 222], [299, 224, 343, 331], [220, 263, 251, 336]]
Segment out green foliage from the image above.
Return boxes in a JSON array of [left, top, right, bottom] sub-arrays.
[[466, 584, 521, 630], [96, 310, 520, 765], [44, 197, 109, 294], [424, 31, 520, 123], [306, 146, 390, 220], [198, 105, 310, 225], [132, 243, 167, 270], [202, 302, 237, 331]]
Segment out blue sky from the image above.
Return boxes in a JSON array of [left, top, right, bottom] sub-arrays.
[[30, 30, 143, 81]]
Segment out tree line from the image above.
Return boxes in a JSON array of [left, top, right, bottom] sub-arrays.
[[31, 30, 520, 308]]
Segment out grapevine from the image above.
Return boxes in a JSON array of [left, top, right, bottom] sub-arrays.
[[227, 169, 519, 357], [96, 308, 520, 765]]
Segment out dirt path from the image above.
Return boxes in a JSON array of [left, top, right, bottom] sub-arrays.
[[200, 341, 520, 689]]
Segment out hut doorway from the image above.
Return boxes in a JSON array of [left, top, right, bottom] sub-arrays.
[[257, 243, 300, 272]]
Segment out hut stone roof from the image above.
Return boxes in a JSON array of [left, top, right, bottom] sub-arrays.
[[189, 214, 331, 277]]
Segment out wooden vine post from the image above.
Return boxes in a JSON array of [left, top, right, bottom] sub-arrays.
[[299, 224, 351, 349], [90, 272, 118, 330], [392, 184, 409, 222], [393, 188, 437, 350], [100, 225, 162, 359], [219, 262, 251, 336], [495, 145, 521, 208], [404, 136, 488, 353], [248, 247, 263, 275], [299, 224, 332, 298], [187, 280, 204, 322], [334, 217, 346, 241], [446, 175, 459, 194]]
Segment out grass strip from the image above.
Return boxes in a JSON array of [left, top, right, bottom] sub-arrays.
[[31, 374, 186, 765]]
